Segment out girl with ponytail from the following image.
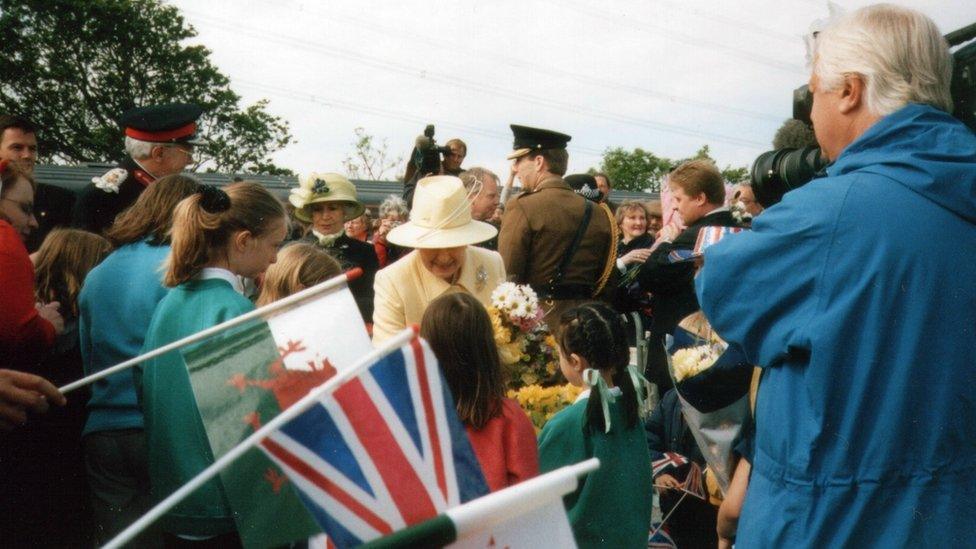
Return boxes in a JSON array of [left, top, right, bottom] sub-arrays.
[[139, 182, 287, 544], [537, 301, 654, 549]]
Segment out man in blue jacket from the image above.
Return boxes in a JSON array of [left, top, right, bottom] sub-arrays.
[[696, 4, 976, 546]]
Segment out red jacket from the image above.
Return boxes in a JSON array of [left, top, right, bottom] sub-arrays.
[[465, 397, 539, 492], [0, 220, 54, 364]]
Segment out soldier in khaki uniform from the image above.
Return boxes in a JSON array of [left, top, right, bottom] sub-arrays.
[[498, 125, 618, 330]]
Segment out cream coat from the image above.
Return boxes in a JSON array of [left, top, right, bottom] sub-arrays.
[[372, 246, 506, 343]]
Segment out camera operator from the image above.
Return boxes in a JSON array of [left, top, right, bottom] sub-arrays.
[[696, 5, 976, 546], [402, 127, 466, 208]]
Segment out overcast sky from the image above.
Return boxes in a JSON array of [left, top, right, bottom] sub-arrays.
[[166, 0, 976, 181]]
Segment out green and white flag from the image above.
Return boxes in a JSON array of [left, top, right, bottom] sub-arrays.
[[362, 459, 597, 549], [183, 277, 373, 548]]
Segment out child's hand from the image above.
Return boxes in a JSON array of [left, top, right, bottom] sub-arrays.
[[655, 473, 680, 494]]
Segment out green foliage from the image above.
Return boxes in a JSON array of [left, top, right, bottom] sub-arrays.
[[341, 127, 403, 181], [0, 0, 293, 174], [595, 147, 672, 193], [596, 144, 748, 192]]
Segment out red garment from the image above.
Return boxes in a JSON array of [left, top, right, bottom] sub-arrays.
[[465, 397, 540, 492], [373, 237, 389, 268], [0, 220, 54, 362]]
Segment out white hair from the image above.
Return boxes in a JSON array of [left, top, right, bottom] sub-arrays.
[[814, 4, 953, 117], [124, 136, 158, 160], [378, 194, 409, 219]]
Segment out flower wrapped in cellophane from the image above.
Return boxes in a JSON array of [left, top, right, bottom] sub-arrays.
[[666, 311, 755, 495], [488, 282, 559, 389]]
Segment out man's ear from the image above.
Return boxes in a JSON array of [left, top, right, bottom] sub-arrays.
[[149, 145, 167, 162], [839, 73, 865, 115], [533, 154, 547, 173]]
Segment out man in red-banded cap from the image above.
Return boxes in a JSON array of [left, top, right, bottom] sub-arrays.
[[72, 103, 206, 234]]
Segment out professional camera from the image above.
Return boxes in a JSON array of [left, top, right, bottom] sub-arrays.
[[750, 23, 976, 207], [412, 124, 452, 177]]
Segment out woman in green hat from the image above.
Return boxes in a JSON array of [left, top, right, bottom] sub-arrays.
[[290, 172, 379, 323]]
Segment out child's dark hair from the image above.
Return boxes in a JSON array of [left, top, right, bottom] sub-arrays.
[[420, 292, 504, 430], [558, 302, 638, 434]]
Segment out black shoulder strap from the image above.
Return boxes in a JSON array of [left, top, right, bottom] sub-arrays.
[[548, 199, 594, 294]]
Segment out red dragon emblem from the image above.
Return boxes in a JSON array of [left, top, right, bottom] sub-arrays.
[[232, 339, 338, 493]]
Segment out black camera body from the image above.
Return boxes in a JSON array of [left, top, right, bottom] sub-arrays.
[[750, 23, 976, 207], [413, 124, 452, 176]]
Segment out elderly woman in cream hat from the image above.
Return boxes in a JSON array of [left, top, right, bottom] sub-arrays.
[[290, 172, 379, 322], [372, 175, 506, 343]]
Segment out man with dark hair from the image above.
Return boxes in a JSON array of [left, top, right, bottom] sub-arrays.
[[593, 172, 617, 211], [637, 159, 739, 391], [0, 115, 75, 251], [72, 103, 205, 234], [498, 125, 617, 328], [772, 118, 818, 150]]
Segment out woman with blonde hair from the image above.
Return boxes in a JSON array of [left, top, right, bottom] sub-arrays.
[[78, 173, 200, 545], [256, 242, 342, 306]]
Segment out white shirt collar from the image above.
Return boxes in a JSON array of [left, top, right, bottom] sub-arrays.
[[198, 267, 245, 295], [574, 385, 623, 403]]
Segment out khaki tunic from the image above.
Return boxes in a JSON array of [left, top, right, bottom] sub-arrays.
[[498, 176, 617, 328]]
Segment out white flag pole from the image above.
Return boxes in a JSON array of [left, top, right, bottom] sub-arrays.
[[102, 326, 416, 549], [60, 268, 362, 394]]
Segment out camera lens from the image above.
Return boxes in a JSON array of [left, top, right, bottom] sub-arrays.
[[750, 146, 828, 207]]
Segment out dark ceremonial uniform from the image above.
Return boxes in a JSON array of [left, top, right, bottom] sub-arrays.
[[26, 182, 76, 252], [72, 157, 155, 234], [638, 208, 738, 392], [301, 232, 379, 323], [72, 103, 205, 234]]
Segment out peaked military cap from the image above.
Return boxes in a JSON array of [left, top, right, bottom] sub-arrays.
[[507, 124, 571, 160], [119, 103, 207, 145], [564, 173, 603, 202]]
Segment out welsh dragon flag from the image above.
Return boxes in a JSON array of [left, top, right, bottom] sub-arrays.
[[183, 280, 373, 547]]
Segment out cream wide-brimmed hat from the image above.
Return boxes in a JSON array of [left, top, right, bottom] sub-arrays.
[[288, 172, 365, 223], [386, 175, 497, 249]]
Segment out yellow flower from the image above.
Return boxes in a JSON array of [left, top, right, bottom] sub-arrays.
[[672, 345, 720, 382]]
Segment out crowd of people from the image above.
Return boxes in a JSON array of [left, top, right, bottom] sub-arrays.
[[2, 4, 976, 548]]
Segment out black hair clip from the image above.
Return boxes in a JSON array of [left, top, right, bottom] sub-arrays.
[[199, 184, 231, 214]]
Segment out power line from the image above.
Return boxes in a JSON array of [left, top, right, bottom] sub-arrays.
[[184, 11, 770, 148], [233, 79, 608, 159], [557, 0, 807, 76], [261, 0, 784, 124]]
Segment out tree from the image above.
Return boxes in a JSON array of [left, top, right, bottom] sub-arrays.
[[341, 127, 403, 181], [0, 0, 294, 174], [595, 147, 672, 193]]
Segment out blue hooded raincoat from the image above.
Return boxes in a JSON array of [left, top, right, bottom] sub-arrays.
[[696, 103, 976, 546]]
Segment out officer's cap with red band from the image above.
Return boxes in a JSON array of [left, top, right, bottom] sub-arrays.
[[120, 103, 208, 146]]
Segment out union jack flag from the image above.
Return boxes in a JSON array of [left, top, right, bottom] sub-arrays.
[[257, 336, 489, 548], [652, 451, 689, 477]]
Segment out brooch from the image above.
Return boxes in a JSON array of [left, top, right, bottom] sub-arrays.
[[476, 265, 488, 291], [312, 178, 330, 194]]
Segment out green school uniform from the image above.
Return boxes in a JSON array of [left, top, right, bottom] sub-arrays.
[[538, 390, 653, 548], [139, 276, 252, 537]]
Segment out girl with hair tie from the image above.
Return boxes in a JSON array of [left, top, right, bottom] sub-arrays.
[[139, 182, 287, 545], [537, 302, 654, 549]]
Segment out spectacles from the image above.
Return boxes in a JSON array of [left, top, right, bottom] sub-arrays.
[[2, 197, 35, 217], [168, 146, 194, 160]]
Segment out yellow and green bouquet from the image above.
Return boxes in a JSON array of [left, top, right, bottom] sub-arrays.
[[507, 383, 584, 433], [488, 282, 559, 388]]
